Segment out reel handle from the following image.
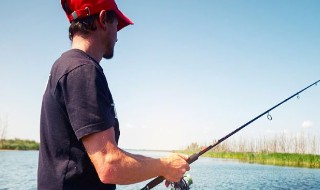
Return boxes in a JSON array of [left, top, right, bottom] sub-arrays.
[[140, 153, 199, 190]]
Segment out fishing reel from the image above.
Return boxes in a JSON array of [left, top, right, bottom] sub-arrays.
[[169, 174, 193, 190]]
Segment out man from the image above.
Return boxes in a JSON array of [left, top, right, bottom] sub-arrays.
[[38, 0, 190, 189]]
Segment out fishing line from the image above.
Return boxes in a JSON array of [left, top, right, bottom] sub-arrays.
[[141, 79, 319, 190]]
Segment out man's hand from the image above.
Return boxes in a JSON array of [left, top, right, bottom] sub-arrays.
[[160, 153, 190, 183]]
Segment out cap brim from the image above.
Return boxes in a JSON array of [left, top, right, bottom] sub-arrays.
[[115, 9, 133, 31]]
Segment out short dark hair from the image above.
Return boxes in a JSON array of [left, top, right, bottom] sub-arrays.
[[68, 10, 117, 41]]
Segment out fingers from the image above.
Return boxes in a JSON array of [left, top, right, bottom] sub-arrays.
[[161, 153, 191, 182], [177, 153, 189, 160], [177, 153, 190, 171]]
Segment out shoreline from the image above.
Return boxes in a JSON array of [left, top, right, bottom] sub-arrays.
[[0, 149, 38, 151], [0, 139, 39, 151], [178, 150, 320, 169]]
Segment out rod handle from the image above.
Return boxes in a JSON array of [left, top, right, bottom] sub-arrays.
[[140, 176, 165, 190], [187, 153, 199, 164]]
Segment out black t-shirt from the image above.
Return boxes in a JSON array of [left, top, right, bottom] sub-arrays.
[[38, 49, 120, 190]]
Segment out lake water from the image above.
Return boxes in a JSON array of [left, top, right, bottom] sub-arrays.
[[1, 150, 320, 190]]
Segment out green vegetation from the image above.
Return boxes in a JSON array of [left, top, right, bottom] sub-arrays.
[[0, 139, 39, 150], [180, 133, 320, 168], [0, 116, 39, 150], [180, 150, 320, 168]]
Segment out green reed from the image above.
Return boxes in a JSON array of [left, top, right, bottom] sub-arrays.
[[179, 150, 320, 168]]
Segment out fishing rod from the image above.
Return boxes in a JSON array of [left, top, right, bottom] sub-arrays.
[[141, 79, 319, 190]]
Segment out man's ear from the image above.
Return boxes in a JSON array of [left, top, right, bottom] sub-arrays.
[[98, 10, 107, 30]]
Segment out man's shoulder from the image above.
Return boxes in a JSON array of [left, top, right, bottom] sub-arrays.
[[51, 49, 103, 80], [54, 49, 92, 71]]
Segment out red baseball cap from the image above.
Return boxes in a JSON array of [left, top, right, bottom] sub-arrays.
[[61, 0, 133, 31]]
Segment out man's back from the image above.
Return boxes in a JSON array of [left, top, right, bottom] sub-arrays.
[[38, 49, 119, 190]]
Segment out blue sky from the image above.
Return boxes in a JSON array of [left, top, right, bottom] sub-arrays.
[[0, 0, 319, 150]]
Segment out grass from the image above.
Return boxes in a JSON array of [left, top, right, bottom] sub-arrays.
[[0, 139, 39, 150], [179, 150, 320, 168]]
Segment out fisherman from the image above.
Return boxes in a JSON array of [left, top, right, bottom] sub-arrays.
[[37, 0, 190, 189]]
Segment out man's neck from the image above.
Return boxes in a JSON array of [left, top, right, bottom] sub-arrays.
[[71, 35, 103, 63]]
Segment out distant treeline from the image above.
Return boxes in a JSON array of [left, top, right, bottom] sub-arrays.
[[0, 139, 39, 150]]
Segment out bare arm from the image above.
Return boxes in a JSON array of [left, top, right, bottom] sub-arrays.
[[82, 127, 190, 185]]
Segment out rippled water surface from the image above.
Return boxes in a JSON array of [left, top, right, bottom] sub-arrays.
[[0, 151, 38, 190], [1, 150, 320, 190]]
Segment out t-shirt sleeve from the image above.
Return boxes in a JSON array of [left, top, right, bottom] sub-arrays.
[[59, 64, 116, 140]]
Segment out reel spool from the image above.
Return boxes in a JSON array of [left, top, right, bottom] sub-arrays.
[[170, 174, 193, 190]]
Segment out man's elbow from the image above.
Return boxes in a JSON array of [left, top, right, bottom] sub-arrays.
[[97, 164, 121, 184]]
